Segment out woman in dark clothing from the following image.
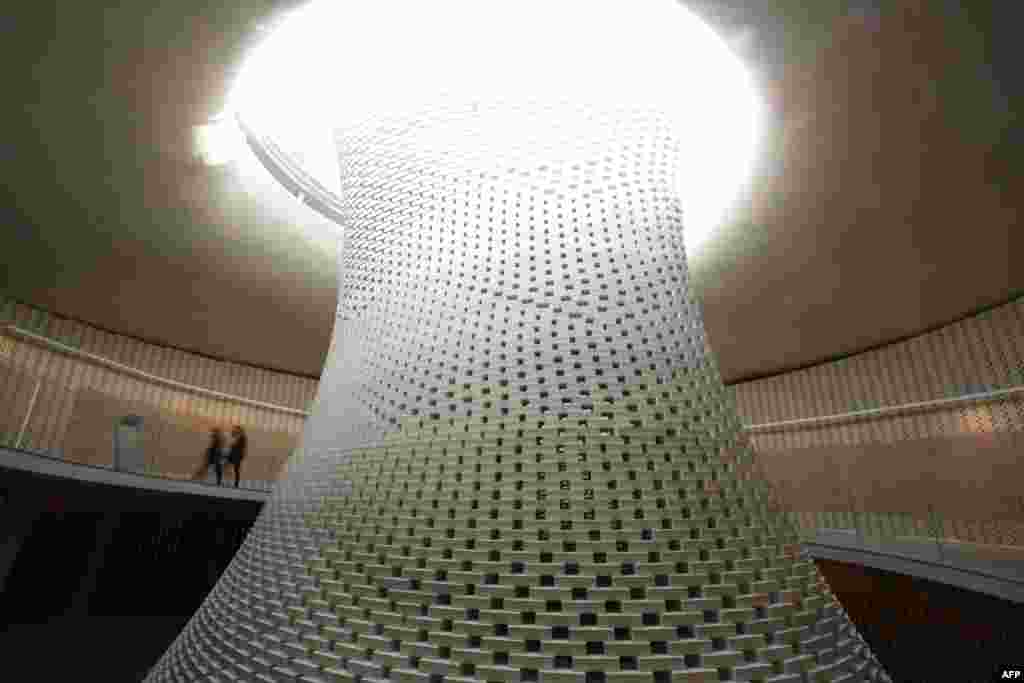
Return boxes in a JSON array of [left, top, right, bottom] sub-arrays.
[[227, 425, 247, 488], [200, 427, 225, 486]]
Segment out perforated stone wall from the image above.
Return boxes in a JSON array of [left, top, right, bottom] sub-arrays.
[[145, 102, 890, 683]]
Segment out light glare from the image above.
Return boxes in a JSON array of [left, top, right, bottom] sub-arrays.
[[228, 0, 763, 252]]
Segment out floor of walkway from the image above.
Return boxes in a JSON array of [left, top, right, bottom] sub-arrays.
[[1, 446, 270, 500], [0, 614, 189, 682], [806, 528, 1024, 603]]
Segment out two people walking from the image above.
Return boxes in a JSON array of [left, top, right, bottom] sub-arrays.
[[199, 425, 247, 487]]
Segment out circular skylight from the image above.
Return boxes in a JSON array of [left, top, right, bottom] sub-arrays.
[[228, 0, 763, 253]]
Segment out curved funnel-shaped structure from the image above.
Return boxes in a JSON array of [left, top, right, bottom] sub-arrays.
[[145, 97, 889, 683]]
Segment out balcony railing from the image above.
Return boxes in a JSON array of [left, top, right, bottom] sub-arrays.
[[1, 324, 301, 492], [4, 321, 1024, 588]]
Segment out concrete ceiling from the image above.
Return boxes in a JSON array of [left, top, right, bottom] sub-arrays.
[[1, 1, 1020, 383]]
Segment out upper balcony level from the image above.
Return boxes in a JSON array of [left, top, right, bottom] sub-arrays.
[[2, 295, 1023, 605]]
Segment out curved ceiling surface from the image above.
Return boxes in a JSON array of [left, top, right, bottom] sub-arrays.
[[1, 1, 1019, 382]]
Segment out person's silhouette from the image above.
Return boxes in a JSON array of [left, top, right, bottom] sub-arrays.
[[205, 427, 225, 486], [227, 425, 247, 488]]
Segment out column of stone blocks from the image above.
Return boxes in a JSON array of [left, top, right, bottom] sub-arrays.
[[276, 372, 883, 683], [145, 102, 888, 683]]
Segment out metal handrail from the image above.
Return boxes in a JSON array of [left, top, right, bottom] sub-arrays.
[[744, 385, 1024, 433], [803, 537, 1024, 588], [4, 325, 310, 417], [15, 379, 42, 449], [0, 444, 275, 493], [7, 322, 1021, 431], [236, 114, 348, 226]]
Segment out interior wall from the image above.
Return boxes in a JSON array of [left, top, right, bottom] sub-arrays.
[[0, 364, 36, 446], [732, 296, 1024, 440], [0, 298, 318, 411], [0, 298, 308, 482], [5, 292, 1022, 542], [731, 296, 1024, 547], [58, 388, 299, 479]]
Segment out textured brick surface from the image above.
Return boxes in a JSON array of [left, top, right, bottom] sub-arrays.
[[146, 102, 889, 683]]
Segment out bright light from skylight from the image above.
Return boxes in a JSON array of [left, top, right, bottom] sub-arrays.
[[193, 116, 247, 167], [227, 0, 764, 253]]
